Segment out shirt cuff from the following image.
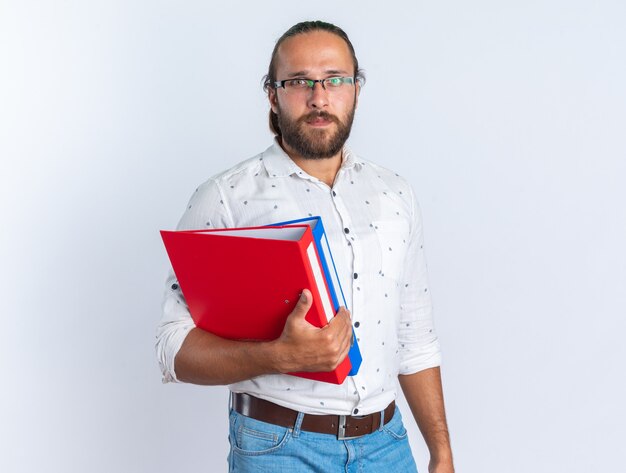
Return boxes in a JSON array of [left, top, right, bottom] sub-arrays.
[[155, 318, 195, 383]]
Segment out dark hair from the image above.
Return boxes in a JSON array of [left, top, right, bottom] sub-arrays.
[[262, 21, 365, 136]]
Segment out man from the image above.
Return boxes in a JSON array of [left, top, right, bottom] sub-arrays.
[[157, 20, 454, 473]]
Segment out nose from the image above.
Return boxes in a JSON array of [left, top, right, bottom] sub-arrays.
[[307, 81, 329, 109]]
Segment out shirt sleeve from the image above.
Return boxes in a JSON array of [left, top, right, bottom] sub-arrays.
[[155, 179, 233, 383], [397, 185, 442, 375]]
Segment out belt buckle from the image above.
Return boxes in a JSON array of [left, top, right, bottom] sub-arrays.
[[337, 415, 359, 440]]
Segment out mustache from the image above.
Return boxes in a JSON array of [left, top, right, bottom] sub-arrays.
[[299, 111, 340, 124]]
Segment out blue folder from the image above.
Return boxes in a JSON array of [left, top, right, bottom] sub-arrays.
[[269, 216, 362, 376]]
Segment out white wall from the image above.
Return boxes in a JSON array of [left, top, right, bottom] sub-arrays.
[[1, 1, 625, 472]]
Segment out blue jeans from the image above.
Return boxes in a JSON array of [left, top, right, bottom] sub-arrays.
[[227, 405, 418, 472]]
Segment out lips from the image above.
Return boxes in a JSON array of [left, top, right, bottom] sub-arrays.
[[308, 117, 332, 126], [304, 112, 337, 127]]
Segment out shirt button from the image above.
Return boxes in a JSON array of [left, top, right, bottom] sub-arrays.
[[344, 227, 350, 234], [353, 273, 358, 279], [332, 191, 337, 197], [354, 321, 360, 328], [353, 408, 359, 415]]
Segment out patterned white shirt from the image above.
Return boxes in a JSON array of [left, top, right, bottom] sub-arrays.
[[156, 140, 441, 416]]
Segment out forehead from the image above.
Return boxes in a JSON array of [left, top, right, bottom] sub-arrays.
[[275, 30, 354, 76]]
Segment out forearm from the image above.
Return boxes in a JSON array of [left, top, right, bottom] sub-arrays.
[[171, 291, 352, 385], [174, 328, 280, 385], [399, 367, 454, 470]]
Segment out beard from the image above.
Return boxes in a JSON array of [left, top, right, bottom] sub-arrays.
[[276, 104, 356, 160]]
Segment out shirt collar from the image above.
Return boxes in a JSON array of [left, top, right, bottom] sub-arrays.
[[262, 137, 361, 179]]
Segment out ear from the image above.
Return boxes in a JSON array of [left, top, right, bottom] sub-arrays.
[[268, 87, 279, 114]]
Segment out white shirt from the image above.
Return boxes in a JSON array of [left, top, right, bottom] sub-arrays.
[[156, 140, 441, 416]]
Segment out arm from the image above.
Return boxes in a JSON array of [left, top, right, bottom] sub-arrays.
[[399, 368, 454, 473], [156, 181, 346, 384], [174, 289, 353, 385], [395, 184, 453, 471], [156, 180, 352, 384]]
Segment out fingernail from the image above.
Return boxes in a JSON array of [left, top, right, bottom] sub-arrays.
[[300, 291, 307, 302]]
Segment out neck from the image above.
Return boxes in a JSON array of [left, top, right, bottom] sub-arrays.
[[279, 139, 342, 187]]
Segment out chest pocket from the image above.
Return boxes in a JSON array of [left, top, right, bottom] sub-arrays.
[[372, 220, 411, 281]]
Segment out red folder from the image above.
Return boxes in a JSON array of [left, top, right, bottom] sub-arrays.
[[160, 225, 351, 384]]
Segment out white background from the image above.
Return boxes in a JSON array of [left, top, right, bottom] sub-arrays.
[[1, 1, 625, 472]]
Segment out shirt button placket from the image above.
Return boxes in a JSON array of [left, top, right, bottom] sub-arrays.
[[331, 185, 366, 402]]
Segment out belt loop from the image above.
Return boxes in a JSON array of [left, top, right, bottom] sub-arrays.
[[292, 411, 305, 438], [378, 408, 385, 432]]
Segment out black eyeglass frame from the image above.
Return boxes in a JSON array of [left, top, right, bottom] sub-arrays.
[[273, 76, 355, 90]]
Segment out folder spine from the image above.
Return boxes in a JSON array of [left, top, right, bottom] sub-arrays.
[[269, 216, 362, 376], [290, 234, 352, 384]]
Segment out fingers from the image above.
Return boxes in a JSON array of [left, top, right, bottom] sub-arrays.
[[330, 324, 352, 370], [288, 289, 313, 321], [324, 308, 353, 365], [329, 307, 352, 333], [331, 319, 352, 356], [336, 306, 350, 318], [277, 294, 353, 372]]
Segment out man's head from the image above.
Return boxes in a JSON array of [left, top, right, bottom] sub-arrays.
[[263, 21, 365, 160]]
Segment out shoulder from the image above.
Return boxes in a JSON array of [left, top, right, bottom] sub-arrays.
[[200, 151, 267, 192], [350, 151, 414, 203], [362, 158, 411, 188], [191, 143, 280, 200], [177, 146, 272, 230]]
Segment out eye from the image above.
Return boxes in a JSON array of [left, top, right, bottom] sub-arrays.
[[287, 79, 310, 88], [326, 77, 343, 87]]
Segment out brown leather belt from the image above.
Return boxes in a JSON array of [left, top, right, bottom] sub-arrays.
[[231, 392, 395, 440]]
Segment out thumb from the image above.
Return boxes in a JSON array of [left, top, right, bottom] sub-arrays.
[[290, 289, 313, 320]]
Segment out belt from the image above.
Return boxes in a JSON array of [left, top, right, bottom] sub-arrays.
[[231, 392, 395, 440]]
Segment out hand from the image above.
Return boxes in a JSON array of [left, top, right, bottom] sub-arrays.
[[429, 458, 455, 473], [272, 289, 353, 373]]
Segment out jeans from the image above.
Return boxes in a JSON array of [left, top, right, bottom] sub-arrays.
[[227, 405, 418, 472]]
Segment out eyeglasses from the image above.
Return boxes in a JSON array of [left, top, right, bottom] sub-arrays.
[[273, 76, 355, 93]]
